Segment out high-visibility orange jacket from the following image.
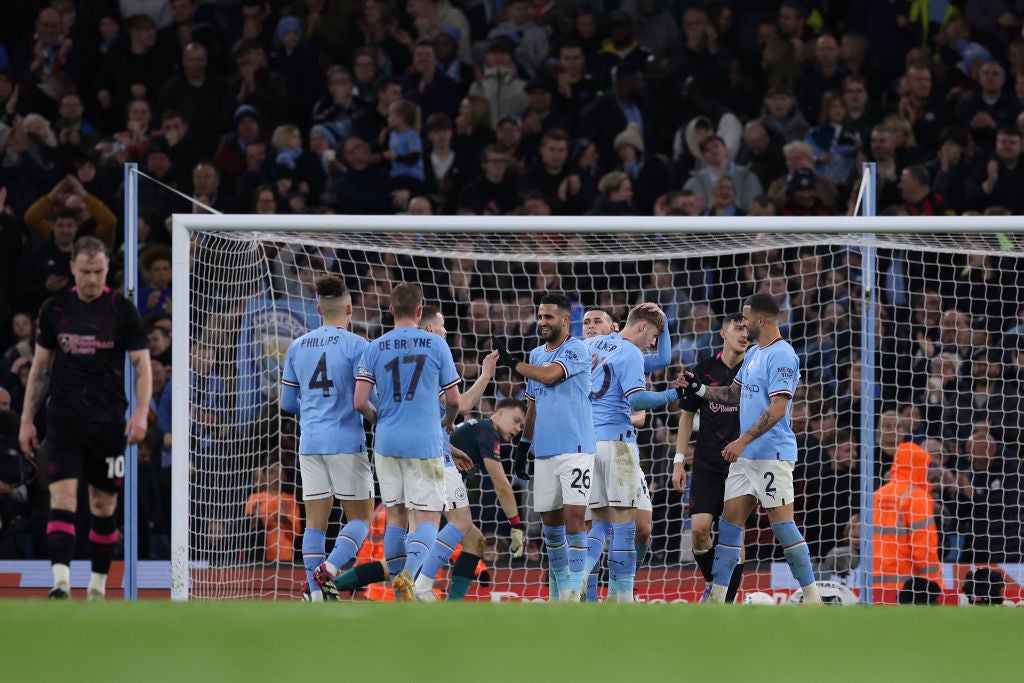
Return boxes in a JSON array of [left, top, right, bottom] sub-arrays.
[[872, 442, 943, 591], [355, 503, 393, 601]]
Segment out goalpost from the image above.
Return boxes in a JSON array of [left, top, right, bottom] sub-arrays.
[[169, 205, 1024, 603]]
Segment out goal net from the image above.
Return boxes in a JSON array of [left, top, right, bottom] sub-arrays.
[[171, 213, 1024, 604]]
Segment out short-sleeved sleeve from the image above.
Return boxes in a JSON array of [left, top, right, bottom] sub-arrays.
[[618, 346, 646, 398], [35, 302, 56, 350], [117, 295, 148, 351], [281, 342, 299, 387], [559, 339, 590, 379], [436, 341, 460, 390], [355, 345, 377, 384], [767, 347, 799, 397]]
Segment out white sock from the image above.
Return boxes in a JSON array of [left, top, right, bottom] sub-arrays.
[[324, 561, 339, 576], [708, 584, 728, 604], [308, 589, 324, 602], [801, 582, 822, 605], [559, 589, 578, 602], [414, 573, 434, 593], [53, 563, 70, 589], [616, 590, 634, 603], [88, 572, 107, 594]]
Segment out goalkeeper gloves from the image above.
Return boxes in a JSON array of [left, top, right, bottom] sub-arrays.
[[512, 437, 533, 481], [509, 526, 525, 559], [491, 336, 521, 370]]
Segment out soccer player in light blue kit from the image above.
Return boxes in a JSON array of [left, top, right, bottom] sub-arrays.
[[584, 304, 683, 602], [679, 293, 822, 605], [354, 284, 461, 600], [493, 292, 595, 601], [280, 275, 372, 602]]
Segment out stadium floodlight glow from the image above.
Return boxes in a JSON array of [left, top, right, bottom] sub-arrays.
[[171, 203, 1024, 602]]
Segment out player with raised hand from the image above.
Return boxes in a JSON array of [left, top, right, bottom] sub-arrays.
[[353, 284, 461, 601], [280, 275, 371, 602], [677, 294, 821, 605], [412, 307, 527, 601], [493, 291, 595, 601], [581, 305, 671, 600], [673, 313, 749, 602], [584, 304, 684, 602], [19, 236, 152, 600]]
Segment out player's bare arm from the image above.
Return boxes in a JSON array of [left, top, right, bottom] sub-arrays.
[[483, 457, 520, 520], [522, 399, 537, 442], [353, 380, 377, 425], [458, 350, 499, 411], [450, 444, 474, 472], [441, 384, 461, 434], [672, 409, 696, 492], [126, 349, 153, 445], [18, 345, 55, 455], [677, 371, 741, 405], [721, 394, 789, 462]]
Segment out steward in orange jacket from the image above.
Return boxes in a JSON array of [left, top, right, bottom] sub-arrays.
[[872, 442, 943, 597]]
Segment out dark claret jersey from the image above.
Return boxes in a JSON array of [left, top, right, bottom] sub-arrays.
[[450, 418, 502, 471], [36, 287, 148, 422], [679, 352, 742, 474]]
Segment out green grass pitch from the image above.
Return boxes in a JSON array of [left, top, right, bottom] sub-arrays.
[[2, 601, 1018, 682]]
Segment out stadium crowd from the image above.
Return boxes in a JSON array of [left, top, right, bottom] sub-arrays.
[[0, 0, 1023, 590]]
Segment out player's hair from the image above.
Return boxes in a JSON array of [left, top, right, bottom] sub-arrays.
[[495, 398, 527, 414], [745, 293, 780, 317], [391, 283, 423, 318], [315, 274, 348, 299], [72, 236, 108, 261], [723, 312, 745, 328], [584, 307, 613, 321], [538, 291, 571, 314], [419, 305, 442, 328], [625, 305, 663, 331]]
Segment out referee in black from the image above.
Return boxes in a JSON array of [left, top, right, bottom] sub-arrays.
[[19, 236, 151, 599], [672, 312, 749, 602]]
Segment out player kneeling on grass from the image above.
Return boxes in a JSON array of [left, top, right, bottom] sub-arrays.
[[678, 294, 821, 605], [280, 275, 373, 602]]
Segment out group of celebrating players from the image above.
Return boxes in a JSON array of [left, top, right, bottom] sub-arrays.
[[284, 274, 823, 604]]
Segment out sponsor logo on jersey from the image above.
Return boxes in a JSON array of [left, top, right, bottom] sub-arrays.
[[57, 333, 115, 355]]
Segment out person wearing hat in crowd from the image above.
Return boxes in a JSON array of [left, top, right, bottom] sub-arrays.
[[779, 167, 833, 216], [963, 567, 1006, 605], [579, 57, 655, 171], [225, 38, 288, 130], [613, 121, 669, 214], [270, 15, 320, 132], [156, 42, 227, 152], [137, 135, 188, 225], [486, 0, 549, 80], [213, 103, 266, 192]]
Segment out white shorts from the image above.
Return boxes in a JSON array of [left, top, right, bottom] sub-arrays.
[[724, 458, 796, 509], [534, 451, 595, 513], [375, 454, 446, 512], [589, 440, 642, 509], [299, 452, 373, 502], [637, 471, 652, 513], [444, 465, 469, 510]]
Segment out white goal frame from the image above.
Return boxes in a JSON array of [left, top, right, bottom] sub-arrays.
[[170, 212, 1024, 601]]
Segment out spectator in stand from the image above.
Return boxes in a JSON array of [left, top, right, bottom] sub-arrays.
[[621, 0, 683, 82], [487, 0, 549, 80], [24, 175, 116, 252], [613, 123, 670, 215], [383, 100, 425, 192], [969, 127, 1024, 213], [554, 41, 598, 137], [469, 37, 528, 128], [156, 42, 227, 153], [737, 120, 787, 191], [802, 429, 859, 561], [896, 64, 950, 154], [457, 145, 519, 215], [138, 245, 172, 318], [401, 39, 460, 121], [215, 104, 267, 195], [522, 129, 584, 215], [245, 460, 301, 563], [956, 59, 1021, 154], [434, 26, 471, 100], [766, 141, 840, 213], [684, 135, 763, 211], [270, 16, 320, 132], [579, 59, 655, 172], [191, 161, 238, 214], [53, 93, 98, 164], [405, 0, 473, 66], [779, 168, 833, 217], [796, 34, 850, 126], [422, 113, 470, 214], [955, 425, 1024, 562], [703, 176, 744, 217], [586, 170, 637, 216], [269, 123, 325, 208], [862, 125, 903, 209], [312, 66, 360, 143], [349, 47, 382, 110], [518, 80, 569, 159], [225, 39, 288, 130], [841, 75, 877, 145], [806, 91, 860, 188], [930, 127, 976, 214], [335, 136, 410, 214], [494, 115, 527, 177], [899, 164, 952, 215], [1, 115, 61, 218]]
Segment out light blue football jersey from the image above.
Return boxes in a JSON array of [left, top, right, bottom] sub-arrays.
[[734, 337, 800, 461], [356, 326, 460, 459], [281, 325, 368, 455], [587, 332, 647, 443], [525, 336, 596, 458]]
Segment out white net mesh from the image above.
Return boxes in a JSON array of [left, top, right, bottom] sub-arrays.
[[176, 219, 1024, 603]]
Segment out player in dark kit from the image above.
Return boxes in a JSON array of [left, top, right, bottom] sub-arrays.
[[19, 236, 152, 600], [672, 313, 748, 602]]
